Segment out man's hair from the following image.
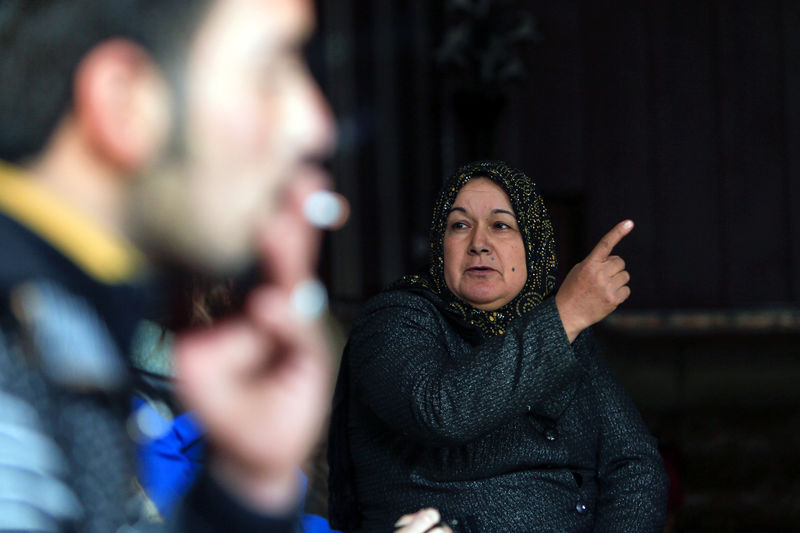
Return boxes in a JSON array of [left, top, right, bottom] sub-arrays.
[[0, 0, 214, 163]]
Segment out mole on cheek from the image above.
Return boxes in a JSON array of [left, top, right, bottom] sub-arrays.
[[512, 267, 515, 272]]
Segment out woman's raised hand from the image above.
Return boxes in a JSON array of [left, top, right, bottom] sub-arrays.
[[555, 220, 634, 343]]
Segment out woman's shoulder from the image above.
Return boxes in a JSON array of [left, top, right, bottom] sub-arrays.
[[351, 288, 447, 333], [342, 290, 452, 362], [362, 287, 443, 314]]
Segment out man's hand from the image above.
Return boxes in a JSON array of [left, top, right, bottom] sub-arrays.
[[174, 174, 334, 513], [555, 220, 634, 343]]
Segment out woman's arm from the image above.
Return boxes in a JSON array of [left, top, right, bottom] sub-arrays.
[[576, 332, 669, 532], [348, 291, 583, 446]]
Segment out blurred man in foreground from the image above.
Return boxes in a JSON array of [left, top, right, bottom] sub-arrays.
[[0, 1, 447, 531]]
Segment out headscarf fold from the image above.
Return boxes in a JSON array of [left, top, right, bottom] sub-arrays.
[[395, 160, 558, 336]]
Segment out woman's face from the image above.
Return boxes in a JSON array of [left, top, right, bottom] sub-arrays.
[[443, 178, 527, 311]]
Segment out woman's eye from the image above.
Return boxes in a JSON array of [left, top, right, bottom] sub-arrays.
[[494, 221, 512, 230], [450, 221, 468, 230]]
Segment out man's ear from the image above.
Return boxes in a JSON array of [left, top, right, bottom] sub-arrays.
[[73, 39, 172, 172]]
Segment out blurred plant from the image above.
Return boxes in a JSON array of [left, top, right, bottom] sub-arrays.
[[436, 0, 540, 159], [437, 0, 539, 91]]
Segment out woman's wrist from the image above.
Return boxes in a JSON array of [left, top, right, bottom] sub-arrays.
[[554, 293, 583, 343]]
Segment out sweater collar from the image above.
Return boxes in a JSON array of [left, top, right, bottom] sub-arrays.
[[0, 161, 146, 284]]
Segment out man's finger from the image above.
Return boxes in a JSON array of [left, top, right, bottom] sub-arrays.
[[587, 220, 634, 262], [258, 199, 320, 290]]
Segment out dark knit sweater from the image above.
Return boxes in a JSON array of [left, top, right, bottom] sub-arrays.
[[329, 289, 668, 532]]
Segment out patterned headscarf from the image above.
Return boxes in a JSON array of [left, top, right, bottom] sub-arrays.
[[397, 160, 557, 336]]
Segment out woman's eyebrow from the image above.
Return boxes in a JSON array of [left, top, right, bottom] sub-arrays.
[[447, 207, 516, 217]]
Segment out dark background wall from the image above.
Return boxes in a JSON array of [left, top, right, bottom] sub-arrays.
[[314, 0, 800, 312], [310, 1, 800, 531]]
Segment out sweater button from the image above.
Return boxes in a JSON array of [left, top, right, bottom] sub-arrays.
[[576, 502, 587, 514], [544, 427, 558, 441]]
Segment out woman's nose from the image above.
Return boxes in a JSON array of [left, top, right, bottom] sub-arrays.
[[468, 227, 491, 255]]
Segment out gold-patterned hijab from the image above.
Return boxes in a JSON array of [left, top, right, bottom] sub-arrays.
[[397, 160, 558, 336]]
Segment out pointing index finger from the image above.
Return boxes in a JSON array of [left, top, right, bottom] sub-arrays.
[[588, 220, 634, 262]]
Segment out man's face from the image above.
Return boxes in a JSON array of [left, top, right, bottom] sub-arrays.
[[130, 0, 334, 273]]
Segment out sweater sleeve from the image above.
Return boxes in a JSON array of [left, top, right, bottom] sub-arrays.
[[348, 291, 584, 446], [169, 469, 303, 533], [575, 331, 669, 532]]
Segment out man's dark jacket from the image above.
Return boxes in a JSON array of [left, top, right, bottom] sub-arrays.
[[329, 289, 669, 532], [0, 163, 302, 533]]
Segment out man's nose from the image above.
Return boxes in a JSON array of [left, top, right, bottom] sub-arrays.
[[286, 70, 337, 160]]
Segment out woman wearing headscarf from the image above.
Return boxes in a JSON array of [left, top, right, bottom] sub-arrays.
[[329, 161, 668, 532]]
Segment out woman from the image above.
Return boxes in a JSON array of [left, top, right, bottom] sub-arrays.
[[329, 160, 668, 532]]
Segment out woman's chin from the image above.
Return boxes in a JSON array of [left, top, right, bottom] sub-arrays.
[[460, 292, 508, 311]]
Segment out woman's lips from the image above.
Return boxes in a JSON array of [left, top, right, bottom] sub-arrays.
[[465, 266, 496, 274]]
